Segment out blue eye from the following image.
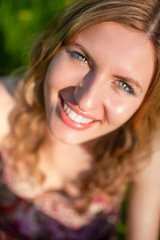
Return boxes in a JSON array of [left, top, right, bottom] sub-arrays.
[[69, 51, 88, 64], [118, 81, 135, 95]]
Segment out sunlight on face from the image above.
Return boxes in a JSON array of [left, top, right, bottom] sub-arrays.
[[44, 22, 155, 144]]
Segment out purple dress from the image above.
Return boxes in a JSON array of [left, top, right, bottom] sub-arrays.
[[0, 157, 118, 240]]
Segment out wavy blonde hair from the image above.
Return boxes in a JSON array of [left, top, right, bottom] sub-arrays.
[[7, 0, 160, 208]]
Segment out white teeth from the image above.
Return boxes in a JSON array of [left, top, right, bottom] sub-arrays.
[[66, 107, 71, 115], [75, 115, 84, 123], [63, 102, 93, 124], [64, 103, 67, 111], [69, 111, 76, 120]]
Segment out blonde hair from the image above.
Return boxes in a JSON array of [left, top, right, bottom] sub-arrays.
[[7, 0, 160, 208]]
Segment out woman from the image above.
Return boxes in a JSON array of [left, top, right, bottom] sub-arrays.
[[0, 0, 160, 239]]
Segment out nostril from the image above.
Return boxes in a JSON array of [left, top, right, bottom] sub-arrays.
[[78, 81, 83, 88]]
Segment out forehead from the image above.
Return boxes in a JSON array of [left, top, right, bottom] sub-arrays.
[[74, 21, 154, 57]]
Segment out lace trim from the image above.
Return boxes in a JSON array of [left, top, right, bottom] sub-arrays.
[[34, 192, 114, 228]]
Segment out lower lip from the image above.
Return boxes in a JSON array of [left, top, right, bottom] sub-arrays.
[[58, 98, 97, 130]]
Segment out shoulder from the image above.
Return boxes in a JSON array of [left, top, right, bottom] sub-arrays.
[[0, 76, 20, 143], [133, 135, 160, 187], [126, 141, 160, 240]]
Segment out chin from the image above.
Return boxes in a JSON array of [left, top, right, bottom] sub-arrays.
[[55, 134, 80, 145], [49, 126, 86, 145]]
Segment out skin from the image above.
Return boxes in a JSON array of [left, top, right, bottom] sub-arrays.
[[44, 22, 155, 145], [126, 137, 160, 240], [0, 22, 159, 240]]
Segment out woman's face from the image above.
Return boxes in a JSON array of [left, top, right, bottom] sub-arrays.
[[44, 22, 155, 144]]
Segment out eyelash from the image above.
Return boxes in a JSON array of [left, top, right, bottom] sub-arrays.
[[68, 50, 88, 64], [66, 48, 135, 95], [117, 80, 135, 95]]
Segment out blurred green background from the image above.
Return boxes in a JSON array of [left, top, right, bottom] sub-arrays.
[[0, 0, 73, 76], [0, 0, 126, 239]]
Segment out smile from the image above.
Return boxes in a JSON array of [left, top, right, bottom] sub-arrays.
[[63, 103, 93, 124], [59, 96, 98, 130]]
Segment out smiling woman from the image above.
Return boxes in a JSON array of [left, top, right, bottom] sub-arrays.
[[0, 0, 160, 240], [44, 22, 155, 144]]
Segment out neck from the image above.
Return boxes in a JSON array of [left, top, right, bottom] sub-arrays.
[[38, 128, 93, 194]]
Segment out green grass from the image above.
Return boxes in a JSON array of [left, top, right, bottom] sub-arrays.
[[116, 194, 128, 239]]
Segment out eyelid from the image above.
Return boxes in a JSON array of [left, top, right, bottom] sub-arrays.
[[65, 45, 92, 66], [114, 75, 137, 95], [117, 80, 135, 95], [72, 51, 88, 63], [114, 75, 142, 94]]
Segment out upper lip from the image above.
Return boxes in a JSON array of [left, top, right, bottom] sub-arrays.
[[60, 95, 98, 121]]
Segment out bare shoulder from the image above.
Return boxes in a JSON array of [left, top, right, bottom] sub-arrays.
[[127, 137, 160, 240], [134, 135, 160, 186], [0, 76, 20, 142]]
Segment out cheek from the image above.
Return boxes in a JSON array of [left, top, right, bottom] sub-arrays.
[[106, 95, 143, 126], [44, 56, 86, 91], [45, 60, 69, 91]]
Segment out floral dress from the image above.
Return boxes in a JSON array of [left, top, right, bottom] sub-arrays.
[[0, 154, 119, 240]]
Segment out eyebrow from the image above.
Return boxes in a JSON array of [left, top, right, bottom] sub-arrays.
[[114, 75, 142, 93], [68, 42, 143, 93]]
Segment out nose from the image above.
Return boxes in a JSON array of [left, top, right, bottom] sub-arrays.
[[74, 71, 105, 112]]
